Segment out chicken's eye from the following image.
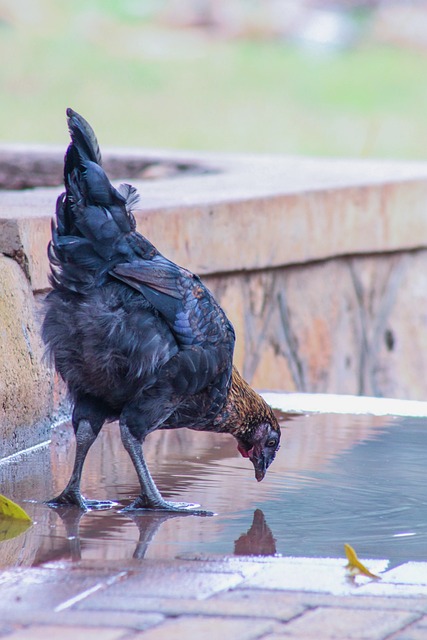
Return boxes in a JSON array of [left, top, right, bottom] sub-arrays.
[[267, 438, 277, 448]]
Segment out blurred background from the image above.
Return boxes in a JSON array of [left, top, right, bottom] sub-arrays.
[[1, 0, 427, 159]]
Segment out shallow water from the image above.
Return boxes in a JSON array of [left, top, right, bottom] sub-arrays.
[[0, 410, 425, 569]]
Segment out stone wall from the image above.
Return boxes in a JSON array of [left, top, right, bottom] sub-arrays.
[[207, 249, 427, 399], [0, 255, 59, 458]]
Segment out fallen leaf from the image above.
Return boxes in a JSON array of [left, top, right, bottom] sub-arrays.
[[344, 543, 381, 580], [0, 517, 32, 542], [0, 495, 32, 522]]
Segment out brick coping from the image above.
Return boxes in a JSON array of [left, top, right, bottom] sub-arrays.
[[2, 146, 427, 291]]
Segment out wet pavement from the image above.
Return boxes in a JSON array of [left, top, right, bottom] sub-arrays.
[[0, 394, 427, 638], [0, 552, 426, 638]]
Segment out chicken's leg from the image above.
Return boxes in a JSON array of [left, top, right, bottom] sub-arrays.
[[47, 419, 97, 509], [119, 418, 213, 516], [47, 405, 115, 510]]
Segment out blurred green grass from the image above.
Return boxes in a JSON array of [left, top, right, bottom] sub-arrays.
[[1, 1, 427, 159]]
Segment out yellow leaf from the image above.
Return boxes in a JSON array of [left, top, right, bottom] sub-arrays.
[[0, 495, 32, 522], [344, 543, 381, 580], [0, 517, 32, 542]]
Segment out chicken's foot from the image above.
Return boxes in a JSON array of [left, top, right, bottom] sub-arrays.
[[47, 493, 116, 511], [122, 495, 213, 516], [120, 418, 214, 516]]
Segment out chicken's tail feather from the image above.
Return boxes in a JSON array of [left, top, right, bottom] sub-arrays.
[[48, 109, 144, 293], [66, 108, 102, 166]]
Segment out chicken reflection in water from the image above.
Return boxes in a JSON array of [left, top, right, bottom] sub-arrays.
[[234, 509, 277, 556], [52, 507, 276, 561], [52, 507, 189, 562]]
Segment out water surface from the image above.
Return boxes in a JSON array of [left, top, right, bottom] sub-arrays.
[[0, 410, 425, 569]]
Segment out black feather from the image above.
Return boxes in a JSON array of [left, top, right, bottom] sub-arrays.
[[43, 109, 235, 426]]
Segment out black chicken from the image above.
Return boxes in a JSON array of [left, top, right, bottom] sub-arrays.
[[42, 109, 281, 514]]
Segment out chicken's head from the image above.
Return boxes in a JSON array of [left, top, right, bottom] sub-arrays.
[[237, 422, 281, 482]]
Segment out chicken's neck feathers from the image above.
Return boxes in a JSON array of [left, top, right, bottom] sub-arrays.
[[213, 366, 278, 440]]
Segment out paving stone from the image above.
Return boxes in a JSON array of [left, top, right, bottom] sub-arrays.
[[388, 625, 427, 640], [240, 556, 388, 596], [3, 626, 129, 640], [173, 555, 266, 578], [0, 609, 163, 631], [210, 589, 308, 620], [416, 615, 427, 627], [131, 615, 275, 640], [91, 565, 244, 600], [380, 563, 427, 586], [258, 632, 294, 639], [78, 592, 306, 622], [356, 583, 427, 598], [221, 588, 427, 613], [0, 567, 129, 616], [76, 556, 264, 579], [273, 606, 418, 639]]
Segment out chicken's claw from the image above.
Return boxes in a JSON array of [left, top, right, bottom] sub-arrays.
[[121, 497, 214, 517], [46, 493, 117, 512], [82, 499, 118, 511]]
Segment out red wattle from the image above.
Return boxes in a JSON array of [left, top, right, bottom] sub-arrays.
[[237, 444, 254, 459]]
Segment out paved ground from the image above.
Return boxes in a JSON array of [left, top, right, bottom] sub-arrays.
[[0, 553, 426, 639]]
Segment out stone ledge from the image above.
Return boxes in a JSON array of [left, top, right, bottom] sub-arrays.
[[1, 146, 427, 291]]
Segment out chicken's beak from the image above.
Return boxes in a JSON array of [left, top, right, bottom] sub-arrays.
[[238, 441, 275, 482], [248, 446, 267, 482]]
